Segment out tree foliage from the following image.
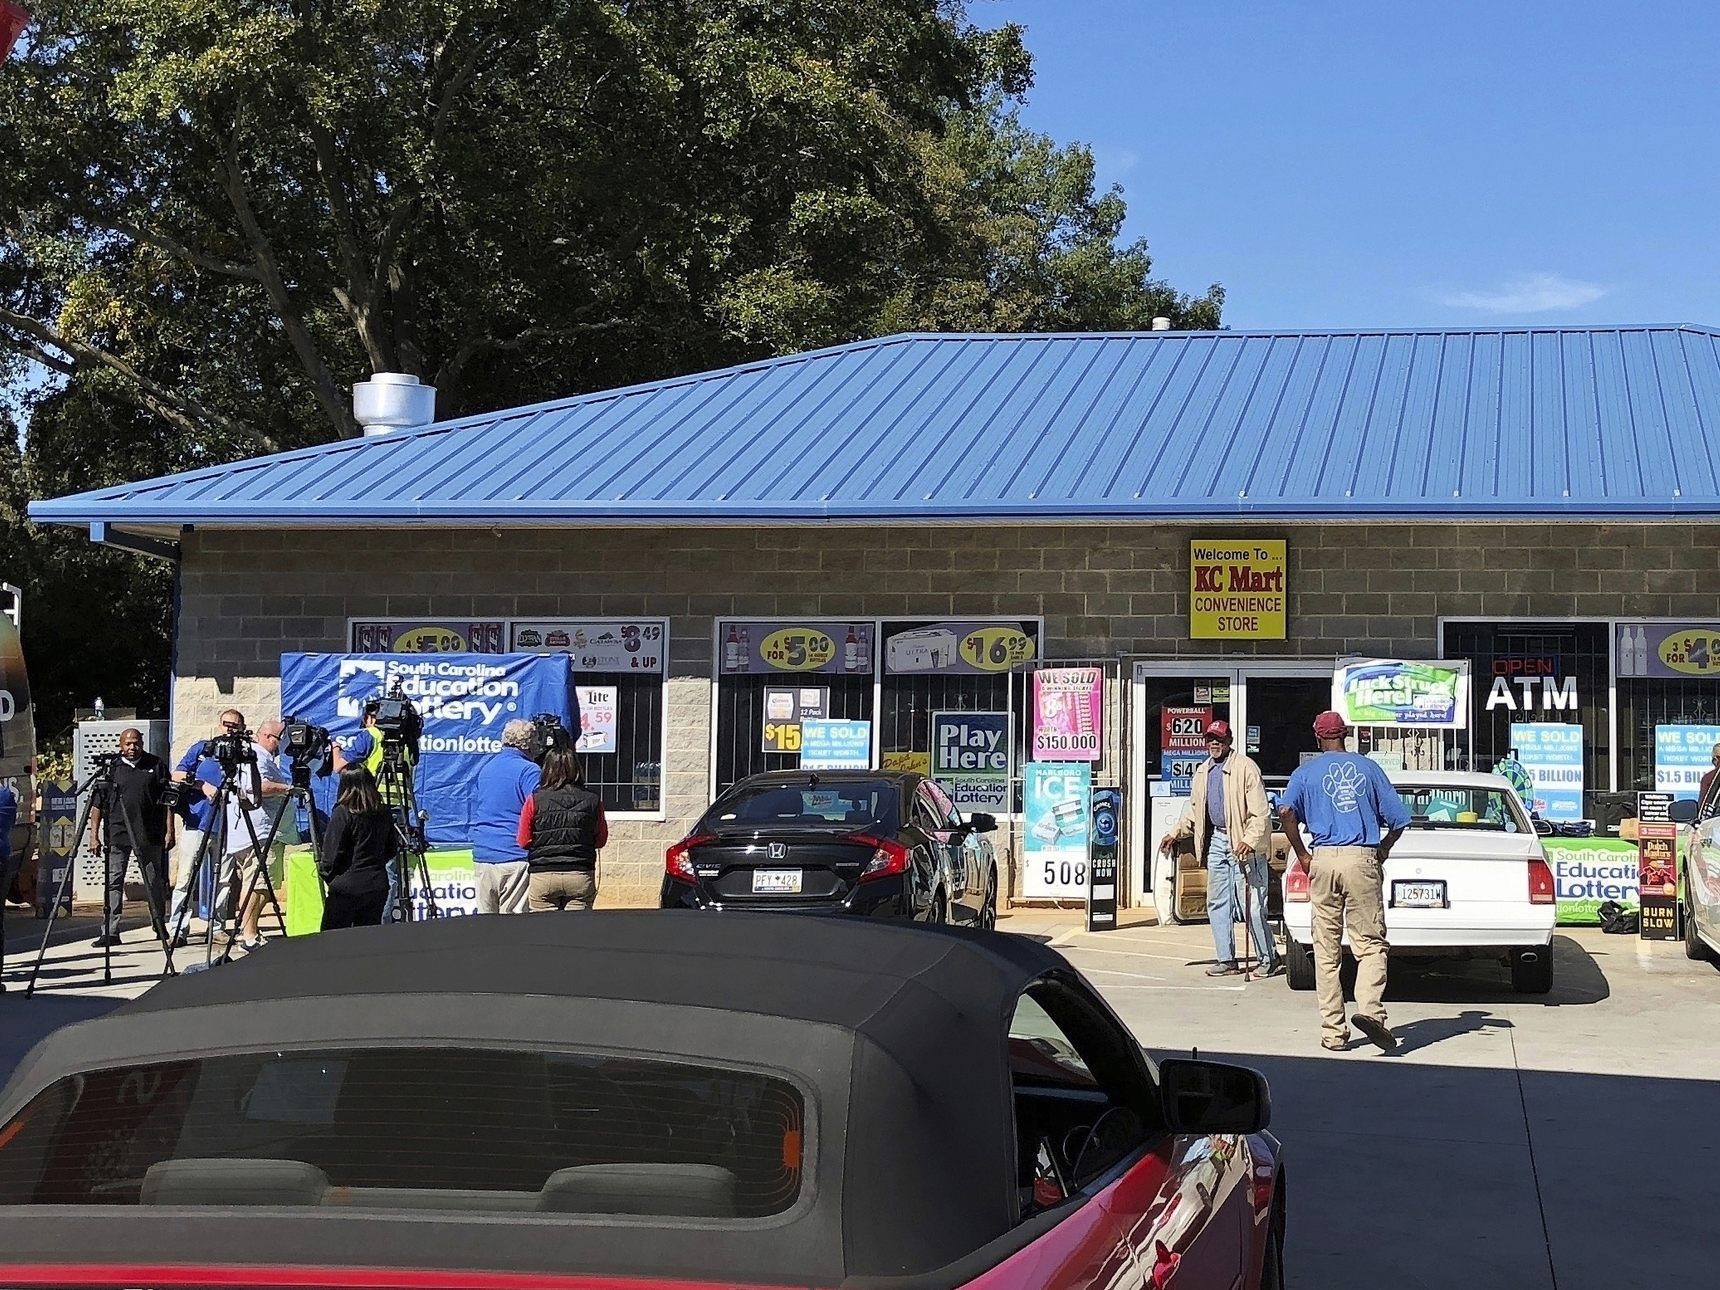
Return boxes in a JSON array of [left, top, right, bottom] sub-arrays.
[[1, 0, 1223, 739]]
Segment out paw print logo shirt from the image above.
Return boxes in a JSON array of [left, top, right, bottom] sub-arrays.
[[1282, 753, 1411, 847]]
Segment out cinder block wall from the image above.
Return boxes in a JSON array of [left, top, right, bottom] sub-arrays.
[[172, 522, 1720, 905]]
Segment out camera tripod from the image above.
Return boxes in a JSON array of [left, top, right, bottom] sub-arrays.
[[167, 758, 290, 970], [23, 761, 178, 995], [376, 739, 439, 921]]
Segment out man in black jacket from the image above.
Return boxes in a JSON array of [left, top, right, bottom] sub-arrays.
[[87, 728, 173, 946]]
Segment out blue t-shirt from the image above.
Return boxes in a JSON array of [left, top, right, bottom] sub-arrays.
[[469, 747, 542, 863], [1280, 753, 1411, 848], [174, 743, 226, 832], [0, 785, 16, 868], [339, 730, 378, 764], [1206, 760, 1228, 830]]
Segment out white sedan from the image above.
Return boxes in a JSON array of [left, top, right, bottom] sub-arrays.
[[1281, 770, 1558, 994]]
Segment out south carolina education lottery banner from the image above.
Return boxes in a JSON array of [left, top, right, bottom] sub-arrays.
[[1023, 762, 1091, 899]]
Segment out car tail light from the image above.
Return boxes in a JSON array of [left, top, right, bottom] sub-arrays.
[[1284, 857, 1311, 902], [665, 834, 713, 882], [1528, 854, 1556, 905], [850, 834, 909, 882]]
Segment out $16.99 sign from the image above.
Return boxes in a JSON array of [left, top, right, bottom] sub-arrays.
[[1024, 762, 1091, 898]]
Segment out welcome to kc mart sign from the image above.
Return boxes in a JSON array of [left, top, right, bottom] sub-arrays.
[[1190, 540, 1286, 640]]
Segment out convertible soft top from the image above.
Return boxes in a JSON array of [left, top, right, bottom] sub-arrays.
[[0, 912, 1072, 1286]]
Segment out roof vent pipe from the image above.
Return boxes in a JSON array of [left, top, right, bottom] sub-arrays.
[[353, 373, 436, 436], [1150, 317, 1173, 331]]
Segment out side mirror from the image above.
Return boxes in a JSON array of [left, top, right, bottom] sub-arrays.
[[1158, 1058, 1271, 1135], [1533, 818, 1554, 837], [1668, 799, 1700, 825], [967, 812, 997, 834]]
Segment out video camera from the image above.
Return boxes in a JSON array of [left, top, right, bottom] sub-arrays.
[[282, 716, 334, 779], [198, 729, 256, 771], [529, 712, 574, 762], [367, 679, 423, 760]]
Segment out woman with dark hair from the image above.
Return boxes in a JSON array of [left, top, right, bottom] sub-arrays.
[[517, 744, 606, 911], [319, 764, 399, 930]]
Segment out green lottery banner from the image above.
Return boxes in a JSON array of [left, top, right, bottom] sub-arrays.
[[1543, 836, 1639, 925], [1332, 659, 1469, 728], [284, 846, 483, 935], [1023, 762, 1091, 899]]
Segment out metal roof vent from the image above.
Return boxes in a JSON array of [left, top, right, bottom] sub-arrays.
[[1150, 317, 1173, 331], [354, 373, 436, 437]]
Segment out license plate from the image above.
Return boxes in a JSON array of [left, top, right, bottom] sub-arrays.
[[752, 869, 802, 894], [1392, 880, 1446, 909]]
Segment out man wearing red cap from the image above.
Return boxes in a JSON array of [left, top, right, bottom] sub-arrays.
[[1278, 711, 1411, 1052], [1159, 719, 1278, 976]]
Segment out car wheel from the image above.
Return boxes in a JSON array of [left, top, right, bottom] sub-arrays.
[[978, 868, 998, 930], [1685, 876, 1716, 962], [1511, 944, 1554, 994], [1284, 932, 1316, 991]]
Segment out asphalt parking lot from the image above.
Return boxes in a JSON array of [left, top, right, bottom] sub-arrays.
[[4, 910, 1719, 1290]]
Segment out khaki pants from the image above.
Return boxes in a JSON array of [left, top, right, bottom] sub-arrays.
[[529, 869, 597, 912], [475, 860, 531, 914], [1311, 845, 1389, 1041]]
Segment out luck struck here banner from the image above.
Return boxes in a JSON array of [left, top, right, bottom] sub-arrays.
[[281, 652, 573, 846]]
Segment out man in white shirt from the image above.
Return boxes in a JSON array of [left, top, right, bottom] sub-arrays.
[[222, 718, 293, 950]]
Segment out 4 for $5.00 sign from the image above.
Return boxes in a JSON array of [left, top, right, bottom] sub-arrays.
[[1190, 540, 1286, 640]]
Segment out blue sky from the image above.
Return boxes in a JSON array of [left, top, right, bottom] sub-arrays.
[[981, 0, 1719, 330]]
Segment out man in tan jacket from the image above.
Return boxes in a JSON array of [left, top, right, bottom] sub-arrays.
[[1159, 720, 1279, 976]]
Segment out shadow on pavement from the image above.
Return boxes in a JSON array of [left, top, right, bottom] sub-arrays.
[[1155, 1046, 1720, 1290], [1331, 934, 1611, 1007]]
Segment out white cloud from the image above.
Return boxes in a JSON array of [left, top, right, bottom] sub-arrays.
[[1437, 273, 1609, 314], [1090, 144, 1140, 177]]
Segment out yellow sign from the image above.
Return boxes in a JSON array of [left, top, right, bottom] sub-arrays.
[[1190, 540, 1286, 640], [883, 750, 932, 775], [959, 626, 1037, 672], [760, 627, 836, 671]]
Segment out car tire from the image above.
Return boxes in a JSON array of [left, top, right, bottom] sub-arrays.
[[1685, 876, 1715, 961], [1511, 944, 1554, 994], [1284, 932, 1316, 991], [978, 868, 998, 930]]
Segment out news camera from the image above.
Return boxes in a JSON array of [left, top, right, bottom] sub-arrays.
[[89, 751, 123, 770], [197, 729, 256, 773], [529, 712, 573, 762], [282, 716, 334, 779], [367, 678, 423, 760]]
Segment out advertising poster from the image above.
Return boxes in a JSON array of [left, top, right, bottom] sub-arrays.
[[511, 620, 665, 673], [349, 620, 504, 654], [720, 621, 872, 675], [800, 719, 871, 770], [1032, 667, 1103, 761], [575, 685, 617, 755], [1653, 724, 1720, 800], [883, 750, 932, 775], [931, 711, 1010, 811], [1616, 623, 1720, 679], [762, 686, 828, 754], [1159, 705, 1211, 795], [1023, 762, 1091, 899], [281, 652, 573, 846], [1509, 723, 1584, 822], [882, 620, 1038, 675], [1332, 659, 1469, 728], [37, 782, 75, 916], [1637, 792, 1679, 939], [1087, 787, 1121, 932], [1543, 836, 1638, 924], [1189, 539, 1286, 640]]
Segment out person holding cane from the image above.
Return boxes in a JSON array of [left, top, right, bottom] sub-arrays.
[[1159, 720, 1278, 977]]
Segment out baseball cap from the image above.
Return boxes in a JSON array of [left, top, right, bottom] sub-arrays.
[[1203, 720, 1234, 743], [1313, 710, 1350, 739]]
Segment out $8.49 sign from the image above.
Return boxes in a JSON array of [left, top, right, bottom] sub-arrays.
[[960, 626, 1035, 673], [762, 628, 835, 671]]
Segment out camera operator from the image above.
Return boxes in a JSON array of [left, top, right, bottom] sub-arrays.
[[517, 745, 607, 911], [470, 719, 541, 914], [221, 718, 294, 950], [86, 728, 173, 947], [165, 709, 241, 947], [318, 764, 399, 929], [334, 695, 415, 916]]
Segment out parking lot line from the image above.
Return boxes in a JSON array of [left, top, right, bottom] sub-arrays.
[[1074, 966, 1169, 983], [1059, 943, 1202, 963]]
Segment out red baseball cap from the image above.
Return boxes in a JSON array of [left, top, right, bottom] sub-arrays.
[[1313, 710, 1351, 739], [1204, 720, 1233, 743]]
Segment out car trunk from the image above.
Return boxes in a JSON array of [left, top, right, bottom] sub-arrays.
[[1384, 829, 1540, 910], [690, 829, 881, 903]]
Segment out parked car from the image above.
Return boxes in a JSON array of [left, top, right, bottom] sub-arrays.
[[662, 769, 999, 926], [1677, 800, 1720, 962], [0, 913, 1286, 1289], [1281, 770, 1558, 994]]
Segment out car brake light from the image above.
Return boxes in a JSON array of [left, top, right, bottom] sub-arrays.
[[850, 834, 909, 882], [1284, 857, 1311, 903], [665, 834, 713, 882], [1528, 855, 1556, 905]]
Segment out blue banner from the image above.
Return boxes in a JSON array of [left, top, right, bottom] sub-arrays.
[[800, 718, 871, 769], [281, 653, 574, 846], [1653, 724, 1720, 802], [1509, 723, 1583, 822]]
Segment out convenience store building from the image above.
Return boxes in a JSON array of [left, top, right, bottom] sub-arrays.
[[33, 324, 1720, 908]]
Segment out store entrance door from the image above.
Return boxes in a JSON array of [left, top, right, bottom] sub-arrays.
[[1129, 661, 1332, 910]]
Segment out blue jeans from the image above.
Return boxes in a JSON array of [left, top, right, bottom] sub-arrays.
[[1207, 830, 1277, 968]]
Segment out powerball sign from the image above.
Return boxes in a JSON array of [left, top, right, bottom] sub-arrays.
[[1190, 540, 1286, 640]]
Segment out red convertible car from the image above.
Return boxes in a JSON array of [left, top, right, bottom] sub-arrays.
[[0, 912, 1285, 1288]]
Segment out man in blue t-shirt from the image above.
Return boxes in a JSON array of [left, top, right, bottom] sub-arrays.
[[165, 709, 242, 946], [1278, 710, 1411, 1053], [469, 719, 542, 914]]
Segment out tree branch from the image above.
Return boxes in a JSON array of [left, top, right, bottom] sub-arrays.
[[309, 121, 384, 367], [435, 320, 626, 397], [89, 214, 262, 281]]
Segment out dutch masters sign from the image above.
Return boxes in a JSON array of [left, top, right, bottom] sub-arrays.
[[1190, 540, 1286, 640]]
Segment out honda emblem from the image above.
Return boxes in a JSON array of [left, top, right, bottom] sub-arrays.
[[768, 842, 788, 861]]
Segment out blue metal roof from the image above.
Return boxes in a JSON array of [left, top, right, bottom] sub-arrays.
[[31, 325, 1720, 528]]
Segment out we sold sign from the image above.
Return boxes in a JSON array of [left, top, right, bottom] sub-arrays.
[[1190, 540, 1286, 640]]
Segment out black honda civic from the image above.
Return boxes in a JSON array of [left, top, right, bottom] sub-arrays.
[[661, 770, 999, 925]]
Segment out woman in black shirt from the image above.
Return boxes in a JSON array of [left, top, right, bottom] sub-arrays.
[[319, 764, 398, 930]]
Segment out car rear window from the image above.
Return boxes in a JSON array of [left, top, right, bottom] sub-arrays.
[[1399, 786, 1529, 832], [705, 780, 900, 832], [0, 1046, 806, 1218]]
